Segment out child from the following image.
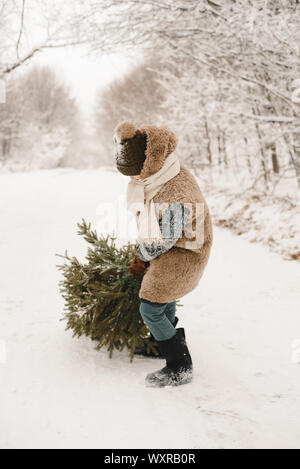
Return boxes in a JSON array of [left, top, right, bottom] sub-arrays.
[[114, 121, 213, 387]]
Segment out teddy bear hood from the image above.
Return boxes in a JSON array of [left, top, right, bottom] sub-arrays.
[[114, 121, 178, 178]]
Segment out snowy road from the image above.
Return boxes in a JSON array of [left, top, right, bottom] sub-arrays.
[[0, 168, 300, 449]]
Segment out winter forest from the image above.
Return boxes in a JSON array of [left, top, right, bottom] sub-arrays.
[[1, 0, 300, 450], [1, 0, 300, 259]]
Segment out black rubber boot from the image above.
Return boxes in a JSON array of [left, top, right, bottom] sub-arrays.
[[145, 328, 193, 387], [134, 317, 179, 358]]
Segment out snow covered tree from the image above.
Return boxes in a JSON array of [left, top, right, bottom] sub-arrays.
[[94, 55, 167, 161], [72, 0, 300, 195], [0, 65, 81, 170], [57, 220, 159, 360], [0, 0, 82, 77], [2, 0, 300, 193]]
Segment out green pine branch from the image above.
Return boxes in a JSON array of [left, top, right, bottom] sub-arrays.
[[57, 219, 159, 361]]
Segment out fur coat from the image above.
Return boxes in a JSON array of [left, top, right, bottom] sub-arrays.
[[117, 122, 213, 303]]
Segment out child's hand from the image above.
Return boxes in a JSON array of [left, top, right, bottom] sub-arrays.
[[129, 254, 149, 277]]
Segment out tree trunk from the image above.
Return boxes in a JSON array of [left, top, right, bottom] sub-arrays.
[[222, 131, 228, 167], [270, 143, 279, 174], [244, 136, 252, 174], [204, 117, 212, 165], [252, 103, 269, 189]]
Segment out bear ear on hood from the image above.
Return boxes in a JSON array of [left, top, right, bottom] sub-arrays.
[[166, 126, 178, 154], [139, 124, 178, 178], [114, 121, 137, 143]]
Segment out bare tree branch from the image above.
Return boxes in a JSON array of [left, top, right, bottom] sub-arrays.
[[16, 0, 26, 61], [227, 112, 297, 124], [1, 47, 40, 76], [162, 36, 300, 117]]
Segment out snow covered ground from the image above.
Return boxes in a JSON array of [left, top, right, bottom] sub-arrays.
[[204, 184, 300, 262], [1, 168, 300, 449]]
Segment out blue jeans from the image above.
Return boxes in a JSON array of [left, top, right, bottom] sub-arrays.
[[140, 299, 177, 342]]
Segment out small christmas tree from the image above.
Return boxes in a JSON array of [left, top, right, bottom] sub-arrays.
[[57, 219, 159, 360]]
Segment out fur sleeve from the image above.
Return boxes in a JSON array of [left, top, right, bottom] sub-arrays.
[[137, 203, 190, 262]]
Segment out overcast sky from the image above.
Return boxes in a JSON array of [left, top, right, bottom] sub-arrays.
[[11, 0, 137, 123], [31, 47, 133, 118]]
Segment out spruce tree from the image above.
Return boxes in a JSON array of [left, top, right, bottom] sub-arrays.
[[57, 219, 159, 360]]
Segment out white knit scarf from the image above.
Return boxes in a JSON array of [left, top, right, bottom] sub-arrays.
[[126, 153, 181, 243]]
